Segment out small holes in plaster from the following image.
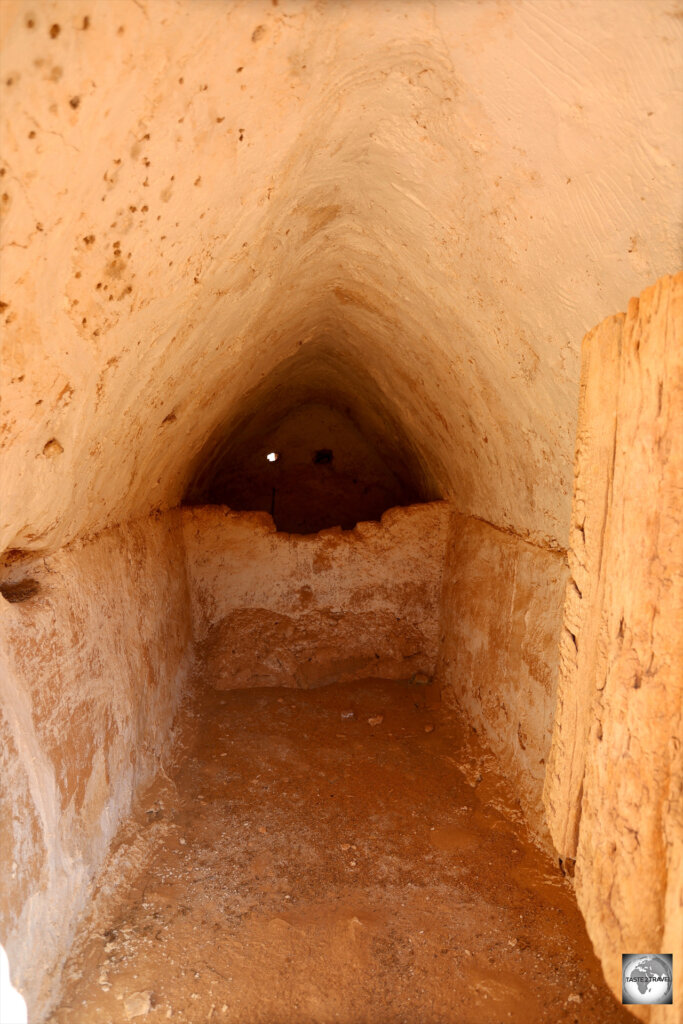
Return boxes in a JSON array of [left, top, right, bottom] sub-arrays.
[[42, 438, 64, 457]]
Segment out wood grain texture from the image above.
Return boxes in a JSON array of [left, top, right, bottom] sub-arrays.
[[545, 273, 683, 1020]]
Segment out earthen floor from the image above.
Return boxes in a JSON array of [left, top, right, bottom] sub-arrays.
[[48, 679, 631, 1024]]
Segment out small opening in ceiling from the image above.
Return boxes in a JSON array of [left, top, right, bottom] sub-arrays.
[[266, 451, 279, 463]]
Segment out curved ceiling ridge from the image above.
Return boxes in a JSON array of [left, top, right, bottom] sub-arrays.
[[1, 1, 679, 553], [184, 333, 441, 511]]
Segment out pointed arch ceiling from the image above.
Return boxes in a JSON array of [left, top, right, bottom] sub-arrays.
[[0, 0, 680, 553]]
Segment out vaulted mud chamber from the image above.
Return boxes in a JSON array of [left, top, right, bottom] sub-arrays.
[[1, 3, 681, 1023], [184, 342, 437, 533]]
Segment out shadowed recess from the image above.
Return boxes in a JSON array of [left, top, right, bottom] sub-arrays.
[[184, 340, 439, 533]]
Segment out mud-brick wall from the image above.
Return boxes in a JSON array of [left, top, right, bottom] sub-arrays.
[[182, 502, 451, 690], [437, 514, 568, 842], [0, 512, 193, 1021]]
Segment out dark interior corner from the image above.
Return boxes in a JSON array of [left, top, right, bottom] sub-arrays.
[[184, 343, 439, 533]]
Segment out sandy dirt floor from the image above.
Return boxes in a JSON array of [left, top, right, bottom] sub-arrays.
[[47, 678, 632, 1024]]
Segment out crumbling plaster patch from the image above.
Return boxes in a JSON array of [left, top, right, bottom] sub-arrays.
[[182, 502, 451, 690], [0, 512, 193, 1018]]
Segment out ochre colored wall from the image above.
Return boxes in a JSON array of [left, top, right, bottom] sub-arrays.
[[0, 512, 192, 1017], [437, 514, 568, 842], [183, 503, 450, 690], [1, 0, 680, 557], [0, 0, 681, 1019], [0, 500, 451, 1020]]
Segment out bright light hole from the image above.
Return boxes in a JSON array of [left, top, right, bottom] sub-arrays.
[[266, 452, 279, 463]]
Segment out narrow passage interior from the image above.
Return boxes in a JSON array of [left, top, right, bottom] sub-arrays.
[[0, 3, 681, 1023]]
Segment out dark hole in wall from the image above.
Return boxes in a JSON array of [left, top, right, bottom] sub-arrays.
[[313, 448, 333, 465], [0, 579, 40, 603]]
